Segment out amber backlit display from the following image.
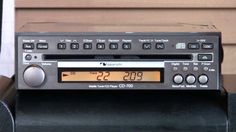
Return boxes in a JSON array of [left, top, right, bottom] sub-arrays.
[[61, 71, 161, 82]]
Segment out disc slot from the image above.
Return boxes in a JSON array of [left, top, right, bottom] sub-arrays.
[[43, 54, 192, 60]]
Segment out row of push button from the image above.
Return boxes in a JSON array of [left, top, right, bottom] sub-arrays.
[[142, 43, 165, 50], [23, 43, 165, 50], [188, 43, 213, 49], [57, 43, 131, 50], [23, 42, 213, 52], [23, 43, 213, 50], [173, 74, 208, 85], [64, 43, 164, 50], [23, 43, 48, 49]]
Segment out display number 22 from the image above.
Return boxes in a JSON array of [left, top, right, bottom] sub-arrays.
[[97, 71, 110, 81]]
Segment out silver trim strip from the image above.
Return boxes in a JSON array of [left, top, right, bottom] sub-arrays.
[[58, 61, 165, 68]]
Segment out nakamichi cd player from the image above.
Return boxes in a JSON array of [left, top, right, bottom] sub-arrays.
[[15, 30, 223, 90]]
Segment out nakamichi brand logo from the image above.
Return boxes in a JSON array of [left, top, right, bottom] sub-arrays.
[[99, 62, 123, 67]]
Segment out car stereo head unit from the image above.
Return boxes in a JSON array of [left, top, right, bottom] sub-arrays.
[[16, 30, 223, 90]]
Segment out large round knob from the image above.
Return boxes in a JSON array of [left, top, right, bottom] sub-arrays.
[[23, 65, 45, 87]]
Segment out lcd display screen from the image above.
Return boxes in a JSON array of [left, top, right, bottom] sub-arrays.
[[59, 69, 163, 83]]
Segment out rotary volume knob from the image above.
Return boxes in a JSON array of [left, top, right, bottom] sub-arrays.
[[23, 65, 46, 87]]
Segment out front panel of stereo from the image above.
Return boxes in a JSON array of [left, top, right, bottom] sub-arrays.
[[16, 32, 221, 90]]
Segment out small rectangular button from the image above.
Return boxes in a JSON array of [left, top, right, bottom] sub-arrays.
[[37, 43, 48, 49], [83, 43, 92, 49], [202, 43, 214, 49], [198, 54, 212, 61], [58, 43, 66, 49], [23, 43, 34, 49], [71, 43, 79, 49], [156, 43, 165, 49], [122, 43, 131, 50], [143, 43, 152, 50], [109, 43, 118, 50], [188, 43, 199, 49], [96, 43, 105, 50]]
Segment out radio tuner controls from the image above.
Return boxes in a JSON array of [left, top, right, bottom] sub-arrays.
[[23, 65, 46, 87], [173, 74, 183, 84]]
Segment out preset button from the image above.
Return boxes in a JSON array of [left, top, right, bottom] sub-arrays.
[[109, 43, 118, 50], [97, 43, 105, 50], [70, 43, 79, 49], [122, 43, 131, 50], [58, 43, 66, 49], [83, 43, 92, 49]]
